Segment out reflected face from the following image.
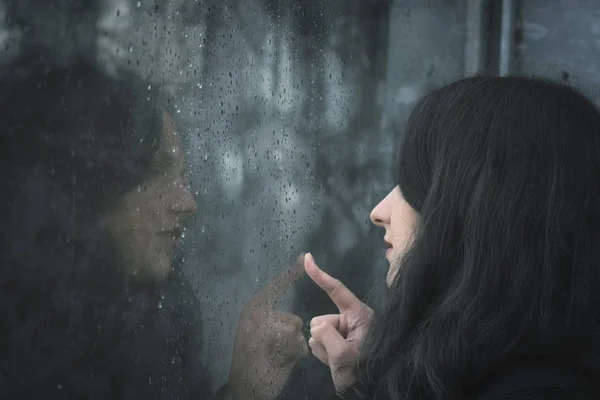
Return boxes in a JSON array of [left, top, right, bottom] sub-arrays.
[[370, 186, 418, 286], [105, 112, 197, 282]]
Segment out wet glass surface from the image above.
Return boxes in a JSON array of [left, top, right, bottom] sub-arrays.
[[0, 0, 392, 398]]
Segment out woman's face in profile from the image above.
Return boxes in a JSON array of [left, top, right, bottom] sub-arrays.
[[105, 112, 197, 282], [370, 186, 418, 286]]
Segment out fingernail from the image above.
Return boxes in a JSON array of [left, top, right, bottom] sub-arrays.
[[305, 253, 314, 266]]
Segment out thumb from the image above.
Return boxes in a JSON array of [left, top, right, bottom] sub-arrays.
[[310, 322, 348, 362]]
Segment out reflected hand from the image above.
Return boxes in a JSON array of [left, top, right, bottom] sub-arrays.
[[227, 254, 308, 400], [305, 253, 374, 393]]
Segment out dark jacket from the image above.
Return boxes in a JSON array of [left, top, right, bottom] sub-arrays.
[[328, 356, 600, 400], [0, 269, 215, 400], [471, 356, 600, 400]]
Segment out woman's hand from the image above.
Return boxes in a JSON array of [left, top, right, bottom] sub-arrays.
[[226, 254, 309, 400], [304, 253, 374, 393]]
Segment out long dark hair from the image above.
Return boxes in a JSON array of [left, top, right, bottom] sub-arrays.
[[350, 76, 600, 399]]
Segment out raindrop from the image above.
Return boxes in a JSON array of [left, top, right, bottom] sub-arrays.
[[136, 1, 141, 8]]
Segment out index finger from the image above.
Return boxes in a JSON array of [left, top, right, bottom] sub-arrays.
[[250, 252, 306, 308], [304, 253, 362, 312]]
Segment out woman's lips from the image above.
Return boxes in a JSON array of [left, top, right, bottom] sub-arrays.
[[170, 226, 183, 239], [384, 239, 393, 258], [384, 238, 393, 248], [159, 226, 183, 240]]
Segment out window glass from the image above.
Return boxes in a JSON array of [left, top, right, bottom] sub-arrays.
[[0, 0, 498, 399]]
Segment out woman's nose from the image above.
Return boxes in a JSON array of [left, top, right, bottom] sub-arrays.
[[370, 190, 393, 227], [370, 204, 387, 227]]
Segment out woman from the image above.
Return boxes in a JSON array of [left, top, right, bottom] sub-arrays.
[[0, 54, 307, 399], [306, 76, 600, 399], [0, 55, 200, 398]]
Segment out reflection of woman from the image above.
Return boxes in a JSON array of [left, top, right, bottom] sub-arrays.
[[0, 57, 206, 398], [307, 76, 600, 399], [0, 51, 306, 400]]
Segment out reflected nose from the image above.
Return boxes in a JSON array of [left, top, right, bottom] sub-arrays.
[[170, 182, 197, 216]]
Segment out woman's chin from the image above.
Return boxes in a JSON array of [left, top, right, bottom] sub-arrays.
[[129, 255, 172, 283]]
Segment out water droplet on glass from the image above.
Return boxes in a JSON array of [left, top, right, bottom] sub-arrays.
[[136, 1, 141, 8]]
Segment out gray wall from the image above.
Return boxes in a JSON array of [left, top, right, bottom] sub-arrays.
[[517, 0, 600, 102]]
